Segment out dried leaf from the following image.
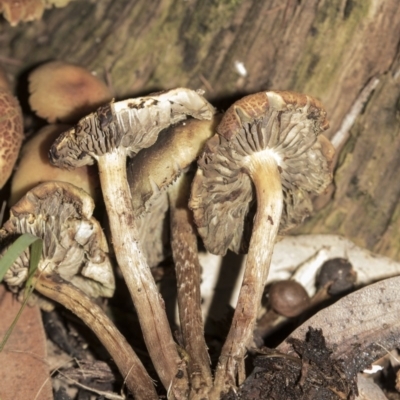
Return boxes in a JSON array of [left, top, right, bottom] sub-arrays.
[[278, 276, 400, 376], [0, 285, 53, 400]]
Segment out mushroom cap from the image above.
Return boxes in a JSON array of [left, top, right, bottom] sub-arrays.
[[49, 88, 215, 169], [0, 87, 24, 189], [10, 124, 100, 206], [1, 181, 115, 298], [126, 116, 218, 267], [189, 90, 334, 255], [316, 258, 357, 295], [1, 0, 44, 26], [29, 61, 112, 123], [269, 280, 311, 318], [128, 116, 219, 217]]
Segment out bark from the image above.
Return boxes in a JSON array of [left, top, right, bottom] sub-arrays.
[[2, 0, 399, 260]]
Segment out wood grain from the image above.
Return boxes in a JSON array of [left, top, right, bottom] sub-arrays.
[[1, 0, 400, 258]]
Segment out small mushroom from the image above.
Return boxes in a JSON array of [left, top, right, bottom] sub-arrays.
[[9, 124, 99, 206], [316, 257, 357, 295], [190, 91, 334, 396], [0, 70, 23, 189], [49, 88, 215, 391], [254, 280, 311, 346], [29, 61, 113, 124], [127, 116, 220, 396], [269, 280, 311, 318], [0, 181, 156, 399], [0, 0, 44, 26]]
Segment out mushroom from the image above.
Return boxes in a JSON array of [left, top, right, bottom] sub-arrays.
[[268, 280, 311, 318], [127, 116, 220, 397], [1, 181, 114, 298], [189, 90, 335, 396], [9, 124, 99, 206], [316, 257, 357, 296], [29, 60, 113, 124], [0, 0, 44, 26], [0, 181, 157, 399], [49, 88, 215, 391], [0, 69, 24, 189], [34, 273, 158, 400]]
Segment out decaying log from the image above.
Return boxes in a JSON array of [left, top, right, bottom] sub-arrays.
[[1, 0, 400, 259]]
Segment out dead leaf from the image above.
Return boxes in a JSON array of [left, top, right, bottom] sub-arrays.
[[278, 276, 400, 377], [0, 284, 53, 400]]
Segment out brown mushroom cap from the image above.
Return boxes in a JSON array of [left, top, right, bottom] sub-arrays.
[[128, 116, 219, 217], [127, 116, 218, 267], [190, 90, 334, 255], [0, 87, 24, 189], [316, 258, 357, 295], [29, 61, 112, 123], [1, 181, 115, 298], [269, 280, 311, 318], [49, 88, 215, 168], [9, 124, 99, 206], [1, 0, 44, 26]]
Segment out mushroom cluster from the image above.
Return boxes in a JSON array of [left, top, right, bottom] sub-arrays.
[[49, 87, 216, 394], [190, 90, 334, 396], [1, 181, 157, 399], [0, 77, 335, 400]]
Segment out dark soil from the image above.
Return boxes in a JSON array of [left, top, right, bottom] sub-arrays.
[[228, 328, 357, 400]]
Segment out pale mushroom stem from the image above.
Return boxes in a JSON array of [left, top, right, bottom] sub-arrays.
[[168, 173, 213, 398], [211, 154, 283, 398], [97, 150, 184, 391], [34, 272, 158, 400]]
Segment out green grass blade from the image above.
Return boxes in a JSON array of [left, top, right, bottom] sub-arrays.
[[0, 234, 43, 352], [24, 238, 43, 297], [0, 233, 42, 282]]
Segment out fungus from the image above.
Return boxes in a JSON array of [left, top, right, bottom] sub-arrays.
[[0, 0, 44, 26], [29, 61, 112, 124], [49, 88, 215, 391], [127, 116, 220, 396], [1, 181, 114, 298], [189, 90, 334, 396], [35, 274, 158, 400], [0, 70, 23, 189], [269, 280, 311, 318], [9, 124, 99, 206], [0, 181, 156, 399], [316, 257, 357, 295]]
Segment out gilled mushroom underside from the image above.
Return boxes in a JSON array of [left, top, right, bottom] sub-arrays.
[[190, 94, 333, 255], [1, 182, 115, 298], [50, 89, 214, 169]]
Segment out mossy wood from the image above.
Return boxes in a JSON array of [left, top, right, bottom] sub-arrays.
[[2, 0, 400, 258]]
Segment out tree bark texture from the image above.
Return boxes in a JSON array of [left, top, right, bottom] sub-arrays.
[[1, 0, 400, 259]]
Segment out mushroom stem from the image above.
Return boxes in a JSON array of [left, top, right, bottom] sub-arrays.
[[168, 173, 213, 398], [34, 272, 158, 400], [211, 153, 283, 398], [97, 150, 184, 391]]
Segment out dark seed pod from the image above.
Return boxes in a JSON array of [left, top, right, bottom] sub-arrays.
[[269, 280, 311, 318], [316, 258, 357, 295]]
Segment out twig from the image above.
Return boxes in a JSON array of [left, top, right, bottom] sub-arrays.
[[58, 370, 126, 400]]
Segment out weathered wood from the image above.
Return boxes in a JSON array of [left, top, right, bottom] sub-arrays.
[[1, 0, 400, 259]]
